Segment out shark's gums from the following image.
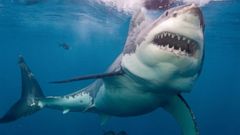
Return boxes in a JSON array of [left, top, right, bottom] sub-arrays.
[[0, 3, 204, 135]]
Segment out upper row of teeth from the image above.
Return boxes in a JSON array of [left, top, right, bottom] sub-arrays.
[[158, 44, 188, 56], [156, 32, 191, 43]]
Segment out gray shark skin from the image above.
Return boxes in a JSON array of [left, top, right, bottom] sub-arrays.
[[0, 3, 204, 135]]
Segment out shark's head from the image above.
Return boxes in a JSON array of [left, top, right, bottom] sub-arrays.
[[147, 3, 204, 58], [122, 4, 205, 92]]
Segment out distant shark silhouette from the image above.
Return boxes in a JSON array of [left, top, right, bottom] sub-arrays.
[[0, 3, 204, 135]]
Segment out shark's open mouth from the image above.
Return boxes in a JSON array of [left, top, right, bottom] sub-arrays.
[[152, 31, 198, 56]]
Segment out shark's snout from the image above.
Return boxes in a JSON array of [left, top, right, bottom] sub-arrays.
[[176, 4, 204, 30], [187, 4, 204, 29]]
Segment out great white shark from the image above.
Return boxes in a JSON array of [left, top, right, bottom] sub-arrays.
[[0, 3, 204, 135]]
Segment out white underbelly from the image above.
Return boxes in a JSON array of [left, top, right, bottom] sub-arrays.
[[121, 52, 197, 93], [94, 83, 170, 116]]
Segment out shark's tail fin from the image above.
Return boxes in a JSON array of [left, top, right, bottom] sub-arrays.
[[0, 56, 45, 123]]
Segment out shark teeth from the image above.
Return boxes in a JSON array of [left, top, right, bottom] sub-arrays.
[[157, 44, 188, 56], [177, 36, 181, 40], [153, 31, 198, 56]]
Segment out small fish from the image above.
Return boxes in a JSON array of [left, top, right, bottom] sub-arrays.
[[59, 42, 71, 50]]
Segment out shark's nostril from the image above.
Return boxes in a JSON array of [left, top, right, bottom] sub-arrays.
[[173, 13, 177, 17], [165, 11, 169, 16]]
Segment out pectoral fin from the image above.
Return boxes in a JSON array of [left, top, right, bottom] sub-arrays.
[[50, 70, 124, 84], [162, 94, 199, 135]]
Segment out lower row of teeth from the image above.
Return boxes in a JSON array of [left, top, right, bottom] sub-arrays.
[[159, 44, 188, 56]]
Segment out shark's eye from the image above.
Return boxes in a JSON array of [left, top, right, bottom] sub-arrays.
[[173, 13, 177, 17], [165, 11, 169, 16]]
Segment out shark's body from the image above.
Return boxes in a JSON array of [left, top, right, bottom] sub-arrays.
[[0, 3, 204, 135]]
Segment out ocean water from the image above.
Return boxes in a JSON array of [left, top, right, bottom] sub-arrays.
[[0, 0, 239, 135]]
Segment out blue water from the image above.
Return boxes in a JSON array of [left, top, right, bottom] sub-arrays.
[[0, 0, 240, 135]]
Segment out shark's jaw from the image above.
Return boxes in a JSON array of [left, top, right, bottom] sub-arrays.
[[122, 4, 204, 92], [152, 31, 199, 57]]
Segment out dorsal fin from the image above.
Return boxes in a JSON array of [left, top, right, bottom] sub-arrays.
[[128, 8, 146, 34], [123, 8, 150, 54], [49, 70, 124, 84]]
